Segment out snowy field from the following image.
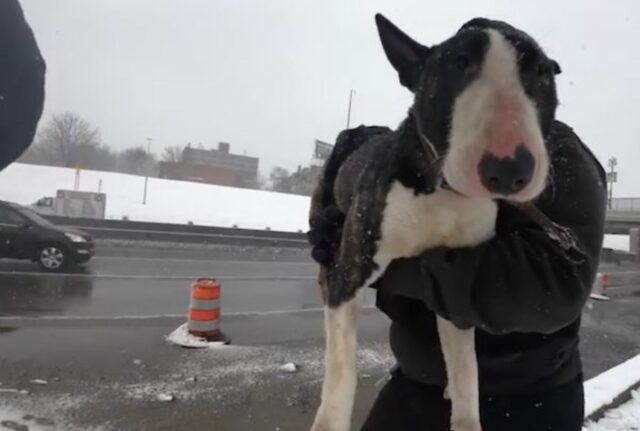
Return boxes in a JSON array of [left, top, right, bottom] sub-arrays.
[[0, 163, 310, 232], [0, 164, 632, 251]]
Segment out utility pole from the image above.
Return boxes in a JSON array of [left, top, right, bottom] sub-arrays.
[[346, 89, 355, 129], [607, 157, 618, 209], [74, 167, 80, 191], [142, 137, 152, 205]]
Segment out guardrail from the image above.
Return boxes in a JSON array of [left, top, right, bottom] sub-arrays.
[[605, 210, 640, 234], [43, 216, 309, 248], [39, 216, 640, 260]]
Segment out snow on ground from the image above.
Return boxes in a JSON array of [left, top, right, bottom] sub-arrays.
[[0, 399, 106, 431], [165, 322, 228, 348], [583, 391, 640, 431], [121, 341, 394, 405], [584, 353, 640, 418], [0, 163, 310, 232], [604, 235, 631, 252], [0, 404, 59, 430]]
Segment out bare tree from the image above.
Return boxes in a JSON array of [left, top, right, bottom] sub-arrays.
[[116, 146, 157, 176], [290, 165, 320, 196], [268, 165, 319, 195], [88, 145, 117, 171], [25, 112, 104, 168], [161, 145, 184, 163], [269, 166, 294, 193]]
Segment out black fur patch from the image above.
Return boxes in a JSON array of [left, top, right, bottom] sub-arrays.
[[318, 118, 439, 307], [320, 125, 391, 208]]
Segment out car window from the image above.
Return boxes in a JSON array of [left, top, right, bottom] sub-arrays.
[[18, 206, 56, 228], [0, 206, 25, 226]]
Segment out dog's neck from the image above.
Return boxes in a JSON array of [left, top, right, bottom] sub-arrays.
[[391, 113, 442, 195]]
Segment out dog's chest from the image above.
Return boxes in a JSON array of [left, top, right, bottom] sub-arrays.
[[374, 181, 498, 262]]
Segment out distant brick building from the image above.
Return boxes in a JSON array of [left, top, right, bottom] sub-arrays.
[[159, 143, 259, 188]]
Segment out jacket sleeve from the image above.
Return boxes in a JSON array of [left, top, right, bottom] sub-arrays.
[[377, 122, 607, 335], [0, 0, 46, 171]]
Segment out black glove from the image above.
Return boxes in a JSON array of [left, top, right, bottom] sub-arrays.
[[307, 205, 345, 266]]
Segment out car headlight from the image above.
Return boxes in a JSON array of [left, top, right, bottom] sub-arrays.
[[65, 233, 87, 243]]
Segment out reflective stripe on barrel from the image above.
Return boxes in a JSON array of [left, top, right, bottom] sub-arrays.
[[188, 278, 222, 340], [189, 298, 219, 310], [188, 320, 220, 332]]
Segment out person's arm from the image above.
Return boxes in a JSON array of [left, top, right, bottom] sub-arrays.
[[378, 122, 607, 334], [0, 0, 46, 170]]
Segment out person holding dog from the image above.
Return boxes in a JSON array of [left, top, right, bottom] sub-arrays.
[[308, 21, 606, 431]]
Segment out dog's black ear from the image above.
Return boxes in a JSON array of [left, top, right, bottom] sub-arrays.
[[375, 13, 430, 91], [551, 59, 562, 75]]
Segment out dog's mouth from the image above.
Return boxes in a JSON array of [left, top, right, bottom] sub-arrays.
[[440, 177, 460, 194], [440, 139, 549, 202]]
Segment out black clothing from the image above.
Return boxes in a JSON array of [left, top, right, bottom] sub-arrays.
[[360, 369, 585, 431], [308, 121, 606, 395], [376, 121, 607, 393], [0, 0, 46, 170]]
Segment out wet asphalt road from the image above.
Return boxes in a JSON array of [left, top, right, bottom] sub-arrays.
[[0, 241, 324, 318], [0, 242, 639, 430]]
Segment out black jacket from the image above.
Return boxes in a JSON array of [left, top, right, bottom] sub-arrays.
[[376, 120, 607, 394], [0, 0, 46, 170]]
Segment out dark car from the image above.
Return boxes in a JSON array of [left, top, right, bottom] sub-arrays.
[[0, 200, 94, 271]]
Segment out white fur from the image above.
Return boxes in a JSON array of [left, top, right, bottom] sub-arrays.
[[376, 182, 497, 263], [376, 183, 494, 431], [437, 317, 481, 431], [444, 29, 549, 202], [312, 290, 364, 431], [312, 183, 496, 431]]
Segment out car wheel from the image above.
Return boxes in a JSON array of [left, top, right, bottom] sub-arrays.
[[37, 245, 67, 272]]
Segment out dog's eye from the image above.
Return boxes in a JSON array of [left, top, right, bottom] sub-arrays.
[[454, 54, 470, 71]]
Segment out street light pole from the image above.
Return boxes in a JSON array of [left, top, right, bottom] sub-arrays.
[[142, 137, 152, 205], [346, 89, 355, 129], [607, 157, 618, 209]]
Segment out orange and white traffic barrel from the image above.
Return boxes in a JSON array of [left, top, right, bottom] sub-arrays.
[[188, 278, 225, 342], [590, 272, 609, 300]]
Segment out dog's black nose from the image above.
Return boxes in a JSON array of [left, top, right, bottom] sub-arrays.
[[478, 145, 535, 195]]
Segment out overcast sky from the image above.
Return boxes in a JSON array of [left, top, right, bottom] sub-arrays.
[[20, 0, 640, 196]]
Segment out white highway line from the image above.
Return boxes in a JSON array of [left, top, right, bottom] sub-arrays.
[[0, 306, 375, 321], [93, 255, 314, 265], [0, 270, 315, 281]]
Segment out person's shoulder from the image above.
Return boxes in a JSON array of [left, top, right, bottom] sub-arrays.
[[334, 125, 392, 153], [549, 120, 606, 187], [534, 120, 607, 228]]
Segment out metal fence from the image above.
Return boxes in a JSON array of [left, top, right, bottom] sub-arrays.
[[611, 198, 640, 212]]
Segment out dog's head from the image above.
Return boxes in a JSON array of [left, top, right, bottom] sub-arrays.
[[376, 14, 560, 202]]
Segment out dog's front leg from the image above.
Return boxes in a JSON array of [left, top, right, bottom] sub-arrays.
[[436, 316, 482, 431], [311, 289, 364, 431]]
